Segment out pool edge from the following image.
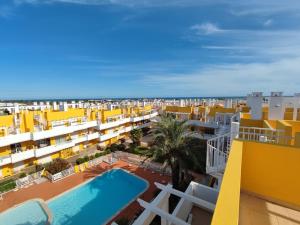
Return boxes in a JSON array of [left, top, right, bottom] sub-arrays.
[[0, 198, 53, 225]]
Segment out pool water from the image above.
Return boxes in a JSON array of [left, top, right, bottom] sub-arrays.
[[0, 200, 48, 225], [48, 169, 148, 225]]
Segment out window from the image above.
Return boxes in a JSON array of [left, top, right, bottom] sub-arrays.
[[10, 143, 22, 153]]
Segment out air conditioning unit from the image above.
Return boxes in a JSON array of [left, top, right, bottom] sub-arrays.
[[259, 136, 268, 142]]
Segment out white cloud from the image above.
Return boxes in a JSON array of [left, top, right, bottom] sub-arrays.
[[13, 0, 216, 7], [263, 19, 273, 26], [0, 5, 14, 18], [190, 22, 223, 35], [141, 57, 300, 96]]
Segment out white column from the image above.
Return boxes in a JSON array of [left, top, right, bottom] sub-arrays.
[[231, 122, 240, 141], [246, 92, 263, 120], [269, 92, 284, 120], [293, 93, 300, 121]]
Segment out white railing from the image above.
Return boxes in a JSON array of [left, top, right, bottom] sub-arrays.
[[15, 170, 43, 188], [206, 124, 295, 176], [238, 126, 294, 145], [11, 149, 35, 163], [46, 166, 75, 182], [0, 155, 12, 166], [32, 121, 97, 141], [0, 132, 32, 148], [206, 132, 231, 175]]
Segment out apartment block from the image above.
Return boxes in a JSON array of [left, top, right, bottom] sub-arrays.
[[0, 102, 158, 178]]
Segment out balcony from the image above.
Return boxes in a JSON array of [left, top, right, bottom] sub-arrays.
[[131, 111, 158, 122], [72, 135, 88, 145], [87, 132, 99, 141], [186, 120, 219, 129], [97, 117, 130, 130], [11, 149, 35, 163], [32, 121, 97, 141], [72, 121, 97, 132], [133, 122, 152, 129], [119, 126, 133, 134], [99, 132, 118, 142], [35, 141, 74, 157], [72, 132, 99, 144], [0, 155, 12, 166], [0, 132, 31, 148]]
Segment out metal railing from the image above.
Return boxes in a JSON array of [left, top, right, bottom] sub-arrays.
[[15, 170, 43, 188], [238, 126, 294, 145], [206, 132, 231, 175], [46, 167, 75, 182]]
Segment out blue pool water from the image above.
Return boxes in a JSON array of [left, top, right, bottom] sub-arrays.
[[48, 169, 148, 225], [0, 200, 48, 225]]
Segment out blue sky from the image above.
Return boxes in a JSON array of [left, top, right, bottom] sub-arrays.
[[0, 0, 300, 99]]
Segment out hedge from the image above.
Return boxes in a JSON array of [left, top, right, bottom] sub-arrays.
[[0, 179, 16, 193]]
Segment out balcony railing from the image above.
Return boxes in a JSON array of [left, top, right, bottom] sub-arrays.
[[0, 155, 12, 167], [35, 141, 74, 157], [238, 126, 294, 145], [0, 132, 32, 148], [11, 149, 35, 163], [32, 121, 97, 141], [206, 132, 232, 175]]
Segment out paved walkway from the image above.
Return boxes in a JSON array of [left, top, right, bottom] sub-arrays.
[[0, 160, 170, 224]]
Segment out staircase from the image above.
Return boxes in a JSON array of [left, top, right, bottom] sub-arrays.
[[206, 132, 231, 179]]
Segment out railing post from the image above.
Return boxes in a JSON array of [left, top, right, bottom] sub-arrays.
[[230, 122, 240, 142]]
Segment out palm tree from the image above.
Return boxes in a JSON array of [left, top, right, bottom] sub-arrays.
[[144, 114, 201, 190], [130, 128, 143, 146]]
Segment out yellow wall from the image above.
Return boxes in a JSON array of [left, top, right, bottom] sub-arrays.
[[284, 120, 300, 136], [240, 118, 264, 128], [241, 106, 250, 113], [46, 108, 85, 122], [0, 146, 11, 156], [211, 141, 243, 225], [241, 141, 300, 208], [295, 133, 300, 147], [165, 106, 193, 114], [1, 165, 13, 177], [139, 105, 152, 113], [263, 120, 273, 129], [284, 111, 294, 120], [266, 120, 276, 129], [276, 120, 292, 145], [208, 106, 236, 117], [0, 115, 14, 127], [102, 109, 122, 122], [240, 113, 251, 119]]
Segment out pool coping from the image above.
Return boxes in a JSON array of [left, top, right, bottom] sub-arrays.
[[46, 168, 150, 225], [0, 198, 53, 225]]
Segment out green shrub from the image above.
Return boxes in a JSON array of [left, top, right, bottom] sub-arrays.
[[19, 172, 27, 178], [0, 180, 16, 193], [89, 155, 95, 160], [94, 153, 101, 158], [83, 155, 89, 162], [110, 143, 119, 152], [46, 158, 70, 175], [117, 143, 126, 152], [36, 164, 45, 172], [130, 129, 142, 145], [76, 158, 85, 165]]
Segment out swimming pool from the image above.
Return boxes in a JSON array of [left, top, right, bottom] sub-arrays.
[[48, 169, 148, 225], [0, 200, 49, 225], [0, 169, 148, 225]]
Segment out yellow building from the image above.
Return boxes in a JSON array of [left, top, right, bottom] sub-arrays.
[[0, 103, 158, 178]]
